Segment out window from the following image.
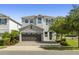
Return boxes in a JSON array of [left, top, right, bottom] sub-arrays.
[[46, 19, 49, 25], [45, 32, 48, 37], [38, 18, 42, 23], [0, 19, 1, 24], [49, 32, 52, 40], [0, 19, 7, 25], [49, 20, 51, 24], [30, 20, 33, 23], [25, 19, 28, 23]]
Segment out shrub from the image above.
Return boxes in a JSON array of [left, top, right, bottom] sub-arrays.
[[60, 38, 69, 46], [60, 41, 68, 46], [0, 40, 4, 46], [61, 38, 66, 41], [4, 38, 10, 45], [1, 31, 19, 46], [11, 30, 20, 38], [10, 39, 19, 45], [2, 32, 11, 46], [2, 32, 10, 39], [55, 39, 61, 43], [10, 30, 20, 45]]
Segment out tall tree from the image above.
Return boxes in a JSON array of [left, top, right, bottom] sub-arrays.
[[50, 16, 69, 40], [67, 5, 79, 47]]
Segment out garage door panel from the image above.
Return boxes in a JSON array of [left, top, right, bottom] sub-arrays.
[[22, 34, 41, 41]]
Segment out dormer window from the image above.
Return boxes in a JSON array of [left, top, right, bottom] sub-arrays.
[[38, 18, 42, 23], [25, 19, 28, 23]]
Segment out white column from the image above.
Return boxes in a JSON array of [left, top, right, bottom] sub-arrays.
[[41, 33, 43, 41], [48, 32, 50, 41], [19, 33, 22, 42]]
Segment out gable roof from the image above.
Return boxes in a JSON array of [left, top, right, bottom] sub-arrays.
[[20, 24, 43, 31], [22, 14, 54, 20], [0, 13, 22, 26]]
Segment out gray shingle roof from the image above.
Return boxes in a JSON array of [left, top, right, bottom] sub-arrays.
[[22, 14, 54, 19]]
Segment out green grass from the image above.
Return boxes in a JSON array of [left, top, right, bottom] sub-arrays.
[[66, 39, 78, 47], [41, 38, 79, 50], [0, 46, 6, 49], [41, 45, 79, 50]]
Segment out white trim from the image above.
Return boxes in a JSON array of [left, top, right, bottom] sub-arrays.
[[19, 33, 22, 42]]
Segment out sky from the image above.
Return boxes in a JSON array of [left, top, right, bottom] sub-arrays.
[[0, 4, 73, 23]]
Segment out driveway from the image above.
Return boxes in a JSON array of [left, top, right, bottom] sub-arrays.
[[15, 41, 42, 46], [0, 41, 79, 55], [15, 41, 59, 46], [0, 41, 59, 51]]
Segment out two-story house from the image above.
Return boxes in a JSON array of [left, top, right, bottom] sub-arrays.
[[0, 13, 22, 39], [19, 15, 56, 42]]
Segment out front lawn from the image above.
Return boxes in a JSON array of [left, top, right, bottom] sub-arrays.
[[40, 45, 79, 50], [0, 46, 6, 49], [66, 39, 78, 47], [41, 38, 79, 50]]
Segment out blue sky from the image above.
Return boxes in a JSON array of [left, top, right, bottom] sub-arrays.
[[0, 4, 73, 23]]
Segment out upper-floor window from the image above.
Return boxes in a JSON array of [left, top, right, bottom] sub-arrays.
[[30, 19, 33, 23], [46, 19, 49, 25], [38, 18, 42, 23], [0, 19, 7, 25], [25, 19, 28, 23]]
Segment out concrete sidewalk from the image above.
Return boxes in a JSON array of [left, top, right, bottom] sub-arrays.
[[0, 46, 47, 51], [1, 47, 79, 55]]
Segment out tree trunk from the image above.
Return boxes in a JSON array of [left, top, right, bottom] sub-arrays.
[[56, 33, 58, 40], [60, 34, 63, 40]]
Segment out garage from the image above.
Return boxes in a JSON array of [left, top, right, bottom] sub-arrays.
[[22, 33, 41, 41], [20, 25, 43, 42]]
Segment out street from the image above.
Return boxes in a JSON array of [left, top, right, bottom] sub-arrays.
[[0, 50, 79, 55]]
